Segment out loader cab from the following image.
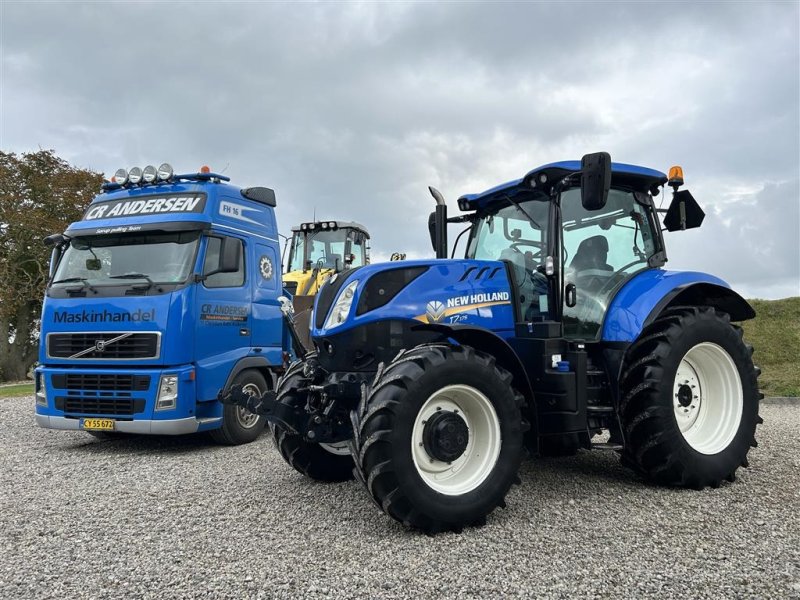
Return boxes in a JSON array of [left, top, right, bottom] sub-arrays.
[[460, 161, 668, 340]]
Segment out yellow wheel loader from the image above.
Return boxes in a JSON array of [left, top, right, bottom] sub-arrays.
[[282, 221, 370, 347]]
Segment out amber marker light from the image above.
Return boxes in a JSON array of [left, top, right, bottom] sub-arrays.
[[200, 165, 211, 174], [668, 165, 684, 188]]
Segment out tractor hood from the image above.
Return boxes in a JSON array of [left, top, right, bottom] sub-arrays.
[[311, 259, 516, 339]]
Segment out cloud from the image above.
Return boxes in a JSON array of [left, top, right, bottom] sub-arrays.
[[1, 1, 798, 298]]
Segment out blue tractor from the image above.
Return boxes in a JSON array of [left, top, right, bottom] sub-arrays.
[[224, 152, 762, 533]]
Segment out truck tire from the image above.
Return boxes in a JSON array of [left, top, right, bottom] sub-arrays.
[[270, 359, 354, 482], [351, 344, 526, 534], [619, 306, 762, 489], [211, 370, 268, 445]]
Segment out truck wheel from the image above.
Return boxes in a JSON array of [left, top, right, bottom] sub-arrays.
[[619, 307, 762, 489], [352, 344, 526, 534], [271, 359, 354, 482], [211, 370, 268, 445]]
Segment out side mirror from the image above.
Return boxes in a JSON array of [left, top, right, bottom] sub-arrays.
[[580, 152, 612, 211], [663, 189, 705, 232], [218, 238, 241, 273]]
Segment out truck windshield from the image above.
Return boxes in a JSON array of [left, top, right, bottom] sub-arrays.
[[288, 230, 354, 271], [51, 231, 201, 287]]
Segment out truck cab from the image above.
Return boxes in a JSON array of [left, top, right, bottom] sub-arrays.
[[35, 164, 289, 444]]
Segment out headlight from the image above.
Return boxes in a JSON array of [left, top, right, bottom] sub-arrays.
[[323, 280, 359, 330], [142, 165, 157, 183], [156, 375, 178, 410], [35, 372, 47, 407], [128, 167, 143, 184]]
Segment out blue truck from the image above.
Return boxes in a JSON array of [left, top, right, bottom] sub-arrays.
[[35, 163, 289, 444], [223, 152, 762, 533]]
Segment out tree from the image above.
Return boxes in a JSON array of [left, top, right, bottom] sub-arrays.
[[0, 150, 103, 382]]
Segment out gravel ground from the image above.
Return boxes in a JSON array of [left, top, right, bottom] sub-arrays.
[[1, 397, 798, 599]]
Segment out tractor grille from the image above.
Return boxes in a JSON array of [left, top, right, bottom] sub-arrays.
[[56, 396, 146, 416], [47, 332, 160, 360], [51, 373, 151, 392]]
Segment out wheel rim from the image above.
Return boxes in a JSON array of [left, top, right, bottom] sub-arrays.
[[411, 384, 501, 496], [320, 441, 350, 456], [673, 342, 743, 455], [235, 383, 262, 429]]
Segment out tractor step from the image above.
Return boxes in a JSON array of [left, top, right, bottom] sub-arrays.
[[591, 442, 623, 451]]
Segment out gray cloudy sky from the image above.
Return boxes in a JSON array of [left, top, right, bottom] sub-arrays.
[[2, 1, 798, 298]]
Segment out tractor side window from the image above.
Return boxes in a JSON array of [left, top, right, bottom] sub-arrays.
[[203, 236, 245, 288], [349, 235, 365, 268], [561, 188, 657, 339]]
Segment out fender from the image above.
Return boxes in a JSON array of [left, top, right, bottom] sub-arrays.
[[413, 323, 538, 437], [602, 270, 755, 343], [222, 356, 278, 392]]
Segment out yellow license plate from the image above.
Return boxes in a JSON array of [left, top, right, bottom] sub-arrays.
[[81, 418, 115, 431]]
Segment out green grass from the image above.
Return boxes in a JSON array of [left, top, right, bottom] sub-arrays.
[[740, 297, 800, 397], [0, 383, 34, 398]]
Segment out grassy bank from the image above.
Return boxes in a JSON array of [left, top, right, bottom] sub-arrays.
[[740, 297, 800, 397], [0, 383, 34, 399]]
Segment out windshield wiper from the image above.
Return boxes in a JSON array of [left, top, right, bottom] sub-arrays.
[[51, 277, 97, 293], [501, 194, 542, 231], [109, 273, 155, 289]]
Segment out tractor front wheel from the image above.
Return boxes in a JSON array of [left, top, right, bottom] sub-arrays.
[[351, 344, 526, 533], [620, 306, 762, 489], [271, 358, 355, 482]]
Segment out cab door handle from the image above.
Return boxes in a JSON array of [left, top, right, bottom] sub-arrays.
[[239, 328, 250, 336], [565, 283, 577, 308]]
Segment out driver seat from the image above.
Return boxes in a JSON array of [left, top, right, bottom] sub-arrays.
[[570, 235, 613, 273]]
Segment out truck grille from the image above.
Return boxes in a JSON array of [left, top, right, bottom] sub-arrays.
[[51, 374, 151, 392], [56, 396, 146, 416], [47, 332, 160, 360]]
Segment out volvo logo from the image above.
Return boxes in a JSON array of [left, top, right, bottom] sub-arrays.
[[94, 340, 107, 353]]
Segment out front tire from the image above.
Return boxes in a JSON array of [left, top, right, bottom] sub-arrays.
[[271, 358, 354, 482], [211, 370, 268, 445], [352, 344, 526, 533], [620, 307, 762, 489]]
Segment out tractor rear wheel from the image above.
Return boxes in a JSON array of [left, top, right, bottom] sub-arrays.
[[619, 306, 762, 489], [271, 358, 354, 482], [351, 344, 526, 533]]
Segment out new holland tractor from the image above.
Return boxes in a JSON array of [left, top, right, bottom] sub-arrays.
[[223, 152, 762, 533]]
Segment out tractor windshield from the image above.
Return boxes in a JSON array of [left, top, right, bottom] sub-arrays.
[[467, 198, 551, 320]]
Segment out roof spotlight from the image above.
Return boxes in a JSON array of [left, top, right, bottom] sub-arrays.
[[321, 222, 329, 229], [114, 168, 128, 185], [128, 167, 143, 184], [157, 163, 173, 181], [142, 165, 157, 183], [328, 221, 336, 229]]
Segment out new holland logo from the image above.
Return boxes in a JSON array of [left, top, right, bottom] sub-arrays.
[[425, 300, 446, 323]]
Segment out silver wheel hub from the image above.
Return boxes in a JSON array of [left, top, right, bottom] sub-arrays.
[[673, 342, 743, 455], [235, 383, 262, 429]]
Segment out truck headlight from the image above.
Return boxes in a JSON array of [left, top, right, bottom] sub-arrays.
[[35, 372, 47, 407], [323, 280, 359, 330], [156, 375, 178, 410]]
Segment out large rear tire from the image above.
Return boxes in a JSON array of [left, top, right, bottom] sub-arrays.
[[271, 358, 354, 482], [619, 306, 762, 489], [211, 370, 269, 445], [351, 344, 526, 534]]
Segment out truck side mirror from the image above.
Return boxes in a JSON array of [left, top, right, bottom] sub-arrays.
[[218, 238, 241, 273], [581, 152, 612, 211], [663, 189, 705, 232]]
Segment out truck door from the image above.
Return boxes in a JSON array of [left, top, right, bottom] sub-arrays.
[[251, 242, 283, 350], [194, 234, 252, 401]]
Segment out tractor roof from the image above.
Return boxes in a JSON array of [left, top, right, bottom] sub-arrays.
[[458, 160, 668, 211]]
